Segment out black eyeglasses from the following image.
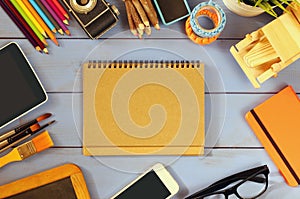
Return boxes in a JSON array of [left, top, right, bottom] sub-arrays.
[[185, 165, 270, 199]]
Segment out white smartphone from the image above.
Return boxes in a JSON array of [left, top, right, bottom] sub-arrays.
[[111, 163, 179, 199]]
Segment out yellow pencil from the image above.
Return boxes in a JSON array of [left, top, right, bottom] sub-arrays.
[[21, 0, 59, 46], [15, 0, 47, 38]]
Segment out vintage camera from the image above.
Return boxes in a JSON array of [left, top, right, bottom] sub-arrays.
[[63, 0, 119, 39]]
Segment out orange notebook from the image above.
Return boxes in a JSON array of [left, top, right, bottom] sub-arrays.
[[246, 85, 300, 186]]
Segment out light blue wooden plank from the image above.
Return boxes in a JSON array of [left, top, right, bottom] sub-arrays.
[[0, 92, 288, 148], [0, 148, 296, 199], [0, 0, 274, 39], [0, 38, 299, 92]]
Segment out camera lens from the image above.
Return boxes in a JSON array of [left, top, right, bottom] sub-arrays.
[[76, 0, 88, 6]]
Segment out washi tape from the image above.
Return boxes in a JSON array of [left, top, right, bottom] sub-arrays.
[[186, 1, 226, 45], [185, 10, 219, 45]]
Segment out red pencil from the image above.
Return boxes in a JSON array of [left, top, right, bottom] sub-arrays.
[[1, 0, 48, 54], [46, 0, 68, 25], [41, 0, 70, 35], [52, 0, 70, 20]]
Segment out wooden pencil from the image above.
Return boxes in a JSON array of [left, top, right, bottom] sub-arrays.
[[46, 0, 69, 25], [29, 0, 56, 33], [0, 1, 43, 53], [52, 0, 70, 20], [144, 0, 160, 30], [127, 0, 144, 36], [35, 0, 64, 35], [41, 0, 70, 35], [15, 0, 47, 38], [9, 0, 48, 46], [124, 0, 138, 36], [22, 0, 59, 46], [132, 0, 150, 27]]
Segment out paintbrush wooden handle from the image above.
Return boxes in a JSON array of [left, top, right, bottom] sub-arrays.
[[0, 149, 22, 168]]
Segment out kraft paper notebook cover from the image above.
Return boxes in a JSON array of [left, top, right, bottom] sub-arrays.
[[83, 60, 204, 156], [246, 85, 300, 186]]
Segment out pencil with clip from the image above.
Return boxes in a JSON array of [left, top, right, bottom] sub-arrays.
[[0, 131, 53, 168], [0, 113, 52, 143], [0, 120, 55, 154]]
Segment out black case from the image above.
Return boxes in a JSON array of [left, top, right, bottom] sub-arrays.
[[62, 0, 119, 39]]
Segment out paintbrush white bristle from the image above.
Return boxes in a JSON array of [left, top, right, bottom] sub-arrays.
[[32, 131, 54, 153]]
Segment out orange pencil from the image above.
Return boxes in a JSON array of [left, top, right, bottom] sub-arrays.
[[52, 0, 70, 20], [21, 0, 59, 46]]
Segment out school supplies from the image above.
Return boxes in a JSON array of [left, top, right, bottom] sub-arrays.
[[0, 131, 53, 168], [0, 120, 55, 154], [186, 1, 226, 45], [83, 60, 205, 156], [0, 113, 51, 142], [246, 86, 300, 186], [0, 1, 47, 53], [41, 0, 70, 35], [230, 3, 300, 88], [153, 0, 191, 25], [1, 0, 71, 53], [0, 43, 48, 129], [124, 0, 160, 38], [52, 0, 70, 20], [0, 164, 91, 199], [22, 0, 59, 46]]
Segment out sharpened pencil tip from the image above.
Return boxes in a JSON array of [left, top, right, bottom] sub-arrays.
[[63, 20, 69, 25], [58, 29, 64, 35], [43, 48, 49, 54], [65, 30, 71, 36]]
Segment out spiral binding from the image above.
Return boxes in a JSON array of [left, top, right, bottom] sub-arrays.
[[86, 60, 203, 69]]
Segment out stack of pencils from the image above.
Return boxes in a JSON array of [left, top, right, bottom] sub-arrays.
[[124, 0, 160, 38], [0, 0, 71, 54]]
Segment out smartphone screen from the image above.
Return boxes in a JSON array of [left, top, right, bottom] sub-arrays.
[[155, 0, 189, 23], [114, 170, 171, 199]]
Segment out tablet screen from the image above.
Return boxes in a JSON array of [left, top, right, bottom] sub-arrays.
[[0, 43, 47, 128]]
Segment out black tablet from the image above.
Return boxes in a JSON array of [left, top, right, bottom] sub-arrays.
[[0, 42, 47, 128]]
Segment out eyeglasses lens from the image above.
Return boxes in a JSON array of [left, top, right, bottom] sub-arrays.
[[203, 194, 225, 199], [237, 173, 267, 198]]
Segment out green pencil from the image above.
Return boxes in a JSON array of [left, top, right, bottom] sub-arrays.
[[10, 0, 48, 46]]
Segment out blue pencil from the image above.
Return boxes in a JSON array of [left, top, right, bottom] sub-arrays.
[[29, 0, 56, 33]]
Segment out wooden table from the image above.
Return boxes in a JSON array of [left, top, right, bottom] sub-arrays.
[[1, 0, 300, 198]]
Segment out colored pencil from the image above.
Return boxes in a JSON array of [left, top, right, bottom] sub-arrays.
[[14, 0, 47, 38], [22, 0, 59, 46], [0, 1, 42, 53], [40, 0, 70, 35], [35, 0, 63, 35], [29, 0, 56, 33], [52, 0, 70, 20], [6, 0, 48, 46], [46, 0, 69, 25]]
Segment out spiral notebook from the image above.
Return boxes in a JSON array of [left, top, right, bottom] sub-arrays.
[[83, 60, 205, 156]]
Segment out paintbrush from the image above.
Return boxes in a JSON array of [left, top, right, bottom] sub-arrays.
[[0, 131, 53, 168], [0, 120, 55, 154], [0, 113, 52, 142]]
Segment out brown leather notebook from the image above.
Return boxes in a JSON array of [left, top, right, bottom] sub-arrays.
[[246, 85, 300, 186]]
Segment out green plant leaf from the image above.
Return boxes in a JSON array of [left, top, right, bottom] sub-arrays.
[[258, 2, 278, 16], [255, 0, 264, 6], [270, 0, 289, 11]]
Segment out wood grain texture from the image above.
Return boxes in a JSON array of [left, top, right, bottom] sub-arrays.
[[0, 0, 299, 198]]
